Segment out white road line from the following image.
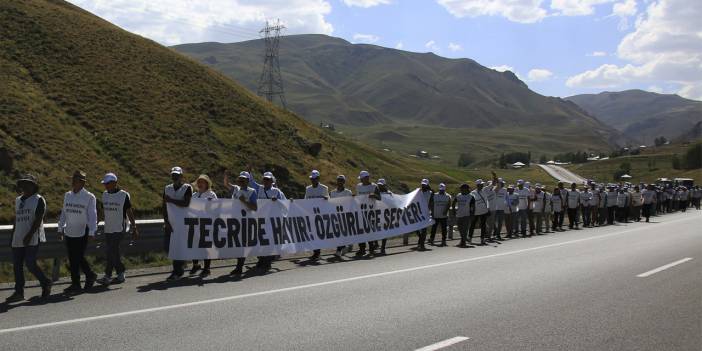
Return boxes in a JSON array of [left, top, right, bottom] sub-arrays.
[[415, 336, 470, 351], [0, 215, 698, 334], [637, 258, 693, 278]]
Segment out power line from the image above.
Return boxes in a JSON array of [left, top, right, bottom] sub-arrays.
[[256, 19, 287, 109]]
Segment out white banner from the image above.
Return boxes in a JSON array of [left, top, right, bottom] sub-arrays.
[[167, 189, 433, 259]]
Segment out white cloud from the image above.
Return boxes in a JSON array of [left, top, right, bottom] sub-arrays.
[[394, 41, 404, 49], [436, 0, 547, 23], [588, 51, 608, 56], [567, 0, 702, 100], [425, 40, 439, 51], [67, 0, 333, 45], [352, 33, 380, 43], [448, 42, 463, 51], [527, 68, 554, 81], [611, 0, 637, 30], [342, 0, 391, 7], [490, 65, 514, 72], [550, 0, 614, 16]]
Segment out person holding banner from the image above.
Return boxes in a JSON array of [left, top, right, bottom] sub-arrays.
[[189, 174, 216, 278], [428, 183, 451, 247], [330, 175, 353, 259], [452, 183, 473, 248], [6, 174, 52, 303], [163, 167, 192, 281], [469, 179, 490, 246], [377, 179, 394, 255], [306, 170, 329, 261], [355, 170, 380, 257], [58, 170, 98, 294], [97, 173, 138, 286], [415, 179, 433, 251], [230, 172, 262, 276]]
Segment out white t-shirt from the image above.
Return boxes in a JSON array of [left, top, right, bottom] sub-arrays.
[[630, 191, 643, 206], [432, 192, 451, 219], [494, 187, 508, 211], [579, 191, 592, 206], [12, 194, 46, 247], [566, 189, 580, 209], [330, 188, 353, 198], [504, 193, 519, 214], [102, 189, 131, 233], [551, 193, 563, 212], [305, 184, 329, 199], [455, 193, 471, 218], [471, 189, 489, 215], [516, 188, 530, 210], [484, 187, 496, 211], [355, 183, 378, 197], [193, 190, 217, 199], [642, 189, 656, 204], [58, 188, 98, 237], [532, 191, 546, 212]]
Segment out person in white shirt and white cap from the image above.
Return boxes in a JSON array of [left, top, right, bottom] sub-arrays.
[[230, 171, 262, 276], [330, 175, 353, 259], [565, 182, 581, 229], [6, 174, 52, 303], [306, 170, 329, 261], [415, 178, 433, 251], [483, 176, 497, 242], [492, 177, 508, 240], [97, 172, 138, 286], [515, 179, 531, 237], [355, 170, 380, 257], [452, 183, 473, 247], [256, 171, 286, 201], [58, 170, 98, 294], [163, 166, 192, 281], [531, 184, 547, 234], [469, 179, 490, 245], [429, 183, 451, 247]]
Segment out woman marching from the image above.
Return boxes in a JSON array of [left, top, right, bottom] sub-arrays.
[[189, 174, 217, 278]]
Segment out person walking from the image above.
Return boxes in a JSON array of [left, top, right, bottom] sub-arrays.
[[505, 185, 519, 238], [97, 173, 138, 285], [642, 184, 657, 222], [630, 186, 643, 222], [163, 167, 192, 281], [469, 179, 490, 245], [452, 183, 473, 247], [429, 183, 451, 247], [6, 174, 52, 302], [188, 174, 216, 278], [580, 186, 592, 228], [377, 179, 394, 255], [606, 185, 618, 225], [551, 187, 564, 231], [305, 170, 329, 261], [484, 178, 497, 241], [616, 187, 630, 223], [515, 180, 530, 237], [543, 187, 553, 233], [355, 170, 380, 256], [415, 179, 433, 251], [532, 184, 547, 234], [58, 170, 98, 293], [330, 175, 353, 257], [565, 183, 580, 229], [492, 178, 508, 240], [230, 171, 259, 276]]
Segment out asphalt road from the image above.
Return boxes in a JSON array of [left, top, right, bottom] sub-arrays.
[[1, 211, 700, 351], [538, 164, 587, 184]]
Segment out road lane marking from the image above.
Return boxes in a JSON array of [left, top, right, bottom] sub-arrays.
[[0, 215, 698, 334], [415, 336, 470, 351], [637, 258, 693, 277]]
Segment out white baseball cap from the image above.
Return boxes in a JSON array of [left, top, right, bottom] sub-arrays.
[[170, 166, 183, 175], [377, 178, 386, 185], [263, 172, 274, 179], [517, 179, 524, 184], [475, 179, 484, 185], [310, 170, 320, 179], [358, 170, 370, 179], [238, 171, 250, 179], [101, 173, 117, 184], [439, 183, 446, 190], [421, 178, 429, 185]]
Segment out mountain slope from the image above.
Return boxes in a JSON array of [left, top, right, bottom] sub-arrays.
[[173, 35, 625, 154], [0, 0, 443, 222], [566, 90, 702, 142]]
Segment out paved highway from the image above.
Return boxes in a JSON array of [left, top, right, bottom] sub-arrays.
[[0, 211, 700, 350], [538, 164, 588, 184]]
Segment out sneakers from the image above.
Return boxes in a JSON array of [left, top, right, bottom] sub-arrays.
[[189, 264, 202, 276], [199, 269, 211, 278], [112, 273, 126, 284], [41, 281, 52, 299], [64, 284, 83, 295], [166, 272, 183, 281], [5, 291, 24, 303], [84, 274, 97, 290], [97, 275, 112, 286]]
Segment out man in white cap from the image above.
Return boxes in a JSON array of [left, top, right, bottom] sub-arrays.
[[355, 170, 380, 256], [429, 183, 451, 247], [492, 177, 508, 240], [525, 181, 536, 235], [6, 174, 52, 302], [256, 171, 286, 201], [58, 170, 98, 294], [306, 170, 329, 261], [415, 179, 433, 251], [97, 173, 138, 286], [231, 171, 261, 276], [565, 182, 581, 229], [515, 180, 531, 237], [605, 185, 618, 224], [579, 185, 593, 228], [531, 184, 547, 234], [469, 179, 490, 245], [642, 184, 657, 222], [452, 183, 473, 247], [483, 178, 497, 241], [330, 175, 353, 258], [163, 166, 192, 281], [504, 185, 519, 237]]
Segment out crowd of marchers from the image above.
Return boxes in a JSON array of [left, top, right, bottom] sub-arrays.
[[5, 167, 700, 303]]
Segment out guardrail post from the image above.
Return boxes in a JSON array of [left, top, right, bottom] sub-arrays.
[[52, 257, 61, 282], [402, 233, 409, 245]]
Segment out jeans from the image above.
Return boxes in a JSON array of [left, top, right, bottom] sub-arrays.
[[104, 232, 126, 276], [632, 206, 642, 221], [12, 246, 50, 293], [430, 218, 448, 244], [517, 210, 528, 235], [416, 227, 428, 247], [607, 207, 616, 224], [493, 210, 505, 238], [457, 216, 470, 243], [469, 213, 488, 242], [581, 206, 591, 227], [486, 211, 496, 238], [567, 208, 578, 228], [65, 234, 95, 285], [534, 212, 544, 233], [553, 211, 564, 230], [527, 209, 535, 234]]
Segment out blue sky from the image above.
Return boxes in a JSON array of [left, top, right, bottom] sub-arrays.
[[69, 0, 700, 100]]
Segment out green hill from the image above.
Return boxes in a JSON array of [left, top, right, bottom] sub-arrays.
[[566, 90, 702, 143], [173, 35, 627, 162]]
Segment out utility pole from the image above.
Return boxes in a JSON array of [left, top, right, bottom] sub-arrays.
[[257, 19, 287, 109]]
